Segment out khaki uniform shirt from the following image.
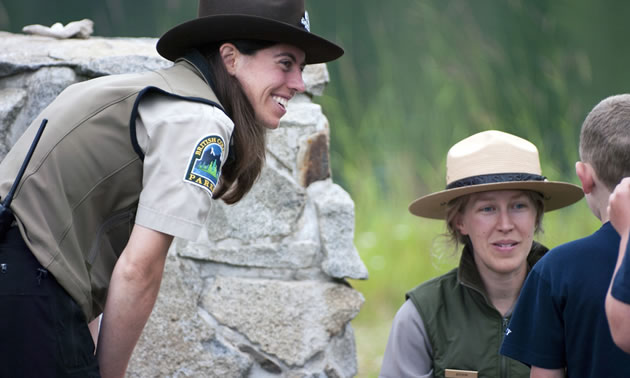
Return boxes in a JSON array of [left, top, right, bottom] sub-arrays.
[[135, 95, 233, 241], [0, 56, 231, 320]]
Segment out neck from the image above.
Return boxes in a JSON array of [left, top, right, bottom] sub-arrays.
[[478, 265, 527, 317], [587, 186, 612, 224]]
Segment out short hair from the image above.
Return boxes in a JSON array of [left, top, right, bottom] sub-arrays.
[[579, 94, 630, 191], [444, 190, 545, 251]]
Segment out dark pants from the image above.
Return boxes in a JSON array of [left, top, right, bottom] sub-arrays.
[[0, 226, 100, 377]]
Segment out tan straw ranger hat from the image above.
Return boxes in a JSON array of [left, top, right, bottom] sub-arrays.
[[409, 130, 584, 219], [157, 0, 343, 64]]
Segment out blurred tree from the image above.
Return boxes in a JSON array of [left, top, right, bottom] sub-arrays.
[[0, 0, 195, 37], [309, 0, 630, 194]]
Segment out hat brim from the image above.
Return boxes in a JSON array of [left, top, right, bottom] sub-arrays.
[[157, 14, 344, 64], [408, 181, 584, 219]]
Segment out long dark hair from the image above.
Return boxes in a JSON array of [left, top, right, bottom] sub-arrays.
[[200, 40, 275, 204]]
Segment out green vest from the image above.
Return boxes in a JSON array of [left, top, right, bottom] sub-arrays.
[[0, 54, 224, 321], [406, 242, 547, 378]]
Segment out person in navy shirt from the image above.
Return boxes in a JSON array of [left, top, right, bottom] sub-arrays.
[[500, 94, 630, 377]]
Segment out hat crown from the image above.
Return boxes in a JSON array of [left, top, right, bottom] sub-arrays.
[[445, 130, 542, 185], [199, 0, 306, 30], [157, 0, 342, 64], [408, 130, 583, 219]]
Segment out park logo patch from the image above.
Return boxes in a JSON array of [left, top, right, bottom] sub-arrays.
[[184, 135, 225, 196]]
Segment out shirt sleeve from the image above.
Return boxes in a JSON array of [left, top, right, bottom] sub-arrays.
[[612, 242, 630, 303], [380, 300, 434, 378], [134, 94, 234, 241], [499, 265, 566, 369]]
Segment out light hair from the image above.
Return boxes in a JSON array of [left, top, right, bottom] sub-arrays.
[[579, 94, 630, 191], [444, 190, 545, 251]]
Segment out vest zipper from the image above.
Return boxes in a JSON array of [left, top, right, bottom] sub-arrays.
[[501, 316, 509, 378], [460, 280, 510, 377]]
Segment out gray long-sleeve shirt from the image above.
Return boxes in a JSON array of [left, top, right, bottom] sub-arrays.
[[380, 300, 434, 378]]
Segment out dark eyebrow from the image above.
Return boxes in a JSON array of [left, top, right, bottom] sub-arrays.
[[275, 52, 306, 68]]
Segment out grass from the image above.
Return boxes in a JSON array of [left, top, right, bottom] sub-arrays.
[[304, 2, 626, 376]]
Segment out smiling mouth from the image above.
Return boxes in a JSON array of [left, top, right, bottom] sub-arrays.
[[272, 95, 289, 109], [493, 242, 518, 248]]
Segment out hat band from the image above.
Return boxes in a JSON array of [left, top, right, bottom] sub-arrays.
[[446, 173, 546, 190]]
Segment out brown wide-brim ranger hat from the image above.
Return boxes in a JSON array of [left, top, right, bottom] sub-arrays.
[[157, 0, 343, 64], [409, 130, 584, 219]]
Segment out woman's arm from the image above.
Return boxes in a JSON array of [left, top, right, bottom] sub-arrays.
[[96, 224, 173, 378], [530, 366, 565, 378], [380, 300, 434, 378]]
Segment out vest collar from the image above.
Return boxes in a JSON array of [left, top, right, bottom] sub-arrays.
[[458, 243, 486, 295], [457, 241, 548, 302], [176, 49, 216, 91]]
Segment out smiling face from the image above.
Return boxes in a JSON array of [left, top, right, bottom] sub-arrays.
[[455, 190, 538, 279], [225, 43, 306, 129]]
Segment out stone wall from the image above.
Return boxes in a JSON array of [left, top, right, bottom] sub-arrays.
[[0, 31, 367, 377]]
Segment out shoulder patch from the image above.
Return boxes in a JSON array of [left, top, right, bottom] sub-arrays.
[[183, 135, 225, 196]]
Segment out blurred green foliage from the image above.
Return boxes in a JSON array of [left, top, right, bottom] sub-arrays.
[[3, 1, 630, 377], [308, 1, 630, 376], [0, 0, 195, 37]]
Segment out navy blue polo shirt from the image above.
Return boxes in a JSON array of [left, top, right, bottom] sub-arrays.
[[612, 240, 630, 303], [500, 222, 630, 377]]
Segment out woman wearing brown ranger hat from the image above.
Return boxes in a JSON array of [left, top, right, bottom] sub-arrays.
[[379, 130, 583, 378], [0, 1, 342, 377]]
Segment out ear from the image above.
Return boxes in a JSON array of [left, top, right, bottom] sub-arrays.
[[219, 43, 239, 76], [576, 161, 595, 194], [454, 214, 469, 236]]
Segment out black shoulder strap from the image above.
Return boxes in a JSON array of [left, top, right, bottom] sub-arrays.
[[129, 86, 227, 161], [0, 118, 48, 235]]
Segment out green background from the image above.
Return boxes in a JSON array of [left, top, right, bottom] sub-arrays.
[[2, 1, 627, 376]]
